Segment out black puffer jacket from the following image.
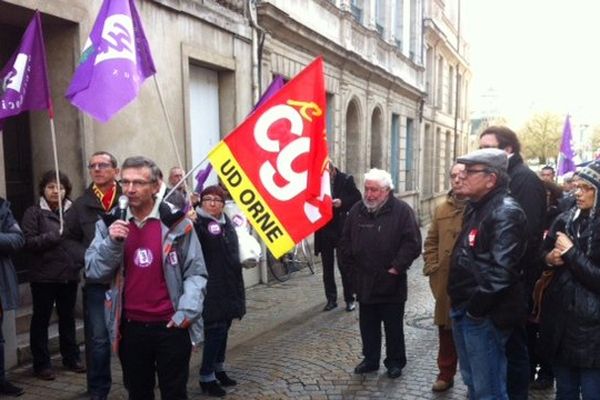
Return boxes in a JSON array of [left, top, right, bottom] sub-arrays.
[[22, 198, 78, 282], [449, 186, 528, 328], [340, 194, 422, 304], [195, 210, 246, 324], [540, 210, 600, 368], [0, 198, 24, 311]]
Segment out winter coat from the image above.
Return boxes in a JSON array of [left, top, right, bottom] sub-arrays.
[[507, 153, 546, 292], [340, 194, 422, 304], [423, 192, 465, 327], [22, 197, 79, 282], [85, 203, 208, 347], [314, 169, 361, 253], [0, 198, 25, 311], [63, 184, 122, 282], [540, 210, 600, 368], [195, 210, 246, 324], [449, 186, 528, 328]]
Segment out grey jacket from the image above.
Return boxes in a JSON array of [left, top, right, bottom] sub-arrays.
[[85, 203, 208, 347]]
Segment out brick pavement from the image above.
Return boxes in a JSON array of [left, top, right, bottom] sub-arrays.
[[6, 241, 554, 399]]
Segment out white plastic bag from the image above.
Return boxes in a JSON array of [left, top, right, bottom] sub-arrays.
[[224, 200, 262, 268]]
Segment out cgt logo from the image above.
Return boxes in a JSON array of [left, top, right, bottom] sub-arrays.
[[95, 14, 135, 65], [1, 53, 29, 96], [254, 101, 329, 223]]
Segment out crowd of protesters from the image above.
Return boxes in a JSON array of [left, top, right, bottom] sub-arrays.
[[1, 127, 599, 399]]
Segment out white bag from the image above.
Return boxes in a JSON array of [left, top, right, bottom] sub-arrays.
[[224, 200, 262, 268]]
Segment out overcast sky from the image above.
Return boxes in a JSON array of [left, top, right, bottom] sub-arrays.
[[464, 0, 600, 129]]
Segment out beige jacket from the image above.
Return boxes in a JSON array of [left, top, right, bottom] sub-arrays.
[[423, 193, 465, 327]]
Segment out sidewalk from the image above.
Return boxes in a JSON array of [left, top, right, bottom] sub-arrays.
[[6, 265, 327, 400]]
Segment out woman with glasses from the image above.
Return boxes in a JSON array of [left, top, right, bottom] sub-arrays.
[[195, 185, 246, 397], [21, 171, 85, 380], [540, 161, 600, 399]]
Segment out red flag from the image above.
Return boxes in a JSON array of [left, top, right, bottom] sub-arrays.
[[209, 57, 332, 258]]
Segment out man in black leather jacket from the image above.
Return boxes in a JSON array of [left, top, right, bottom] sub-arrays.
[[449, 148, 527, 400], [480, 126, 547, 396]]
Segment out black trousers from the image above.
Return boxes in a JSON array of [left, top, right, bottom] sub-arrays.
[[321, 244, 354, 303], [358, 302, 406, 369], [29, 281, 80, 372], [119, 320, 192, 400]]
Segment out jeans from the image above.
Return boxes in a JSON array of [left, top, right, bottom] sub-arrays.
[[0, 309, 5, 383], [451, 307, 512, 400], [321, 245, 353, 303], [554, 363, 600, 400], [506, 323, 530, 400], [358, 302, 406, 369], [30, 281, 80, 372], [119, 320, 191, 400], [200, 320, 232, 382], [83, 283, 111, 397]]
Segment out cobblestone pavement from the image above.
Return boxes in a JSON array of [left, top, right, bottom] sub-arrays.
[[8, 238, 554, 399]]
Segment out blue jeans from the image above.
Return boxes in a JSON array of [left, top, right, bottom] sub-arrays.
[[83, 283, 111, 397], [451, 307, 512, 400], [200, 320, 232, 382], [554, 363, 600, 400], [0, 310, 5, 383]]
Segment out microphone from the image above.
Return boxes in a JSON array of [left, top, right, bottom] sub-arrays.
[[118, 195, 129, 221]]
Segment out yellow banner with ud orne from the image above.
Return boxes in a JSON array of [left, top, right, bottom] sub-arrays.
[[208, 142, 295, 259]]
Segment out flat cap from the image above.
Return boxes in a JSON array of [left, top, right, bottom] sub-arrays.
[[456, 148, 508, 171]]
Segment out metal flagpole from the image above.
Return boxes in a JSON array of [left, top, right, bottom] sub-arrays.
[[49, 116, 64, 233]]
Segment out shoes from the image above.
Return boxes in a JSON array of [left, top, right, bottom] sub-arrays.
[[432, 379, 454, 392], [200, 380, 226, 397], [0, 381, 24, 397], [323, 300, 337, 311], [216, 371, 237, 387], [34, 368, 56, 381], [530, 378, 554, 390], [89, 395, 107, 400], [387, 366, 403, 379], [64, 360, 86, 373], [345, 301, 356, 312], [354, 360, 379, 374]]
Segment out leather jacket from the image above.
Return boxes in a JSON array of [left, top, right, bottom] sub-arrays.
[[449, 186, 528, 328]]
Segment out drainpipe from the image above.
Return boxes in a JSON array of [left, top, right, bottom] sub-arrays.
[[247, 0, 269, 283], [453, 0, 461, 159]]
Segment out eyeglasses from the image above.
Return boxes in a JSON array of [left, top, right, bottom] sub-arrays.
[[201, 196, 224, 204], [87, 162, 113, 170], [574, 184, 594, 193], [458, 168, 491, 178], [119, 179, 154, 188]]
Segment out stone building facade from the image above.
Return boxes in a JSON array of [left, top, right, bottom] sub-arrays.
[[0, 0, 469, 366]]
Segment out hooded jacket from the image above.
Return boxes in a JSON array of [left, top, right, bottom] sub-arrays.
[[85, 202, 208, 348]]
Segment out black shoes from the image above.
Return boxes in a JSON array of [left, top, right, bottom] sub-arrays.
[[323, 300, 337, 311], [530, 377, 554, 390], [200, 380, 226, 397], [354, 360, 379, 374], [387, 366, 403, 379], [0, 380, 24, 397], [34, 368, 55, 381], [345, 301, 356, 312], [64, 360, 86, 373], [216, 371, 237, 387]]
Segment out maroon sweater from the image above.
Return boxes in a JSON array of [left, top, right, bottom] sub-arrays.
[[123, 219, 174, 322]]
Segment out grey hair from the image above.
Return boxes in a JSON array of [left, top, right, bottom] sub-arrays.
[[364, 168, 394, 191], [121, 156, 161, 182]]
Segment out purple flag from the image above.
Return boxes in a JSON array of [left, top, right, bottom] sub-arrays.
[[558, 115, 576, 176], [253, 75, 286, 111], [0, 11, 51, 123], [65, 0, 156, 123], [194, 164, 213, 193]]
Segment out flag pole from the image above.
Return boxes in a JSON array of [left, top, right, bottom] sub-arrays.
[[49, 114, 64, 233], [163, 154, 209, 204], [152, 74, 191, 194]]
